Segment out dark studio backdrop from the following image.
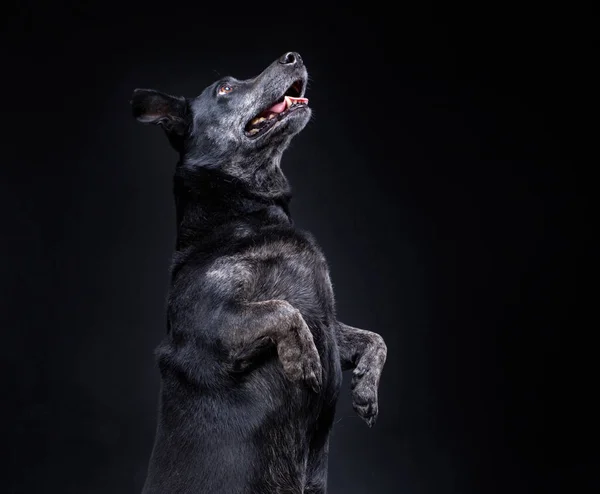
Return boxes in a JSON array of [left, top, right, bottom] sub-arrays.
[[0, 2, 595, 493]]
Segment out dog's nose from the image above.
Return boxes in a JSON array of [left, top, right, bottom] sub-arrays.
[[279, 52, 302, 66]]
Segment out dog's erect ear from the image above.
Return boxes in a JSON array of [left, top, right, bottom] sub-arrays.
[[131, 89, 189, 136]]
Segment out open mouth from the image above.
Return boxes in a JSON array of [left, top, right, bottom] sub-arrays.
[[244, 79, 308, 138]]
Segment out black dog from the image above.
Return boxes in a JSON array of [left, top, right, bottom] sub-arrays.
[[132, 52, 387, 494]]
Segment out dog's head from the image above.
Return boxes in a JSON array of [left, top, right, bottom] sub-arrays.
[[131, 52, 311, 187]]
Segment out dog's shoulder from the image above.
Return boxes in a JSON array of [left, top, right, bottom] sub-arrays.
[[233, 225, 325, 264], [168, 223, 329, 302]]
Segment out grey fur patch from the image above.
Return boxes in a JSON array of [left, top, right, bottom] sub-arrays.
[[204, 257, 252, 297], [337, 323, 388, 427], [226, 300, 323, 393]]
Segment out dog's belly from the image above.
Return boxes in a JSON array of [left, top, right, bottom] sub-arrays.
[[143, 337, 342, 493]]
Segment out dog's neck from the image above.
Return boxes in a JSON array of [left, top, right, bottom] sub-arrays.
[[172, 164, 292, 250]]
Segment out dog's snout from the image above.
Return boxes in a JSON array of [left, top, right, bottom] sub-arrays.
[[279, 52, 302, 66]]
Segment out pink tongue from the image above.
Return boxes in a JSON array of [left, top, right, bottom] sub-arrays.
[[266, 100, 287, 114]]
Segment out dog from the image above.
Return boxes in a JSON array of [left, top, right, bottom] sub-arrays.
[[131, 52, 387, 494]]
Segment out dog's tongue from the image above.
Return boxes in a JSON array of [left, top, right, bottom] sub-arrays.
[[265, 96, 309, 114], [267, 100, 288, 114]]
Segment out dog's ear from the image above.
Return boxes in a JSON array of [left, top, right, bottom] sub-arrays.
[[131, 89, 189, 136]]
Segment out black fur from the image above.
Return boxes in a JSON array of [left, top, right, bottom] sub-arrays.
[[132, 52, 387, 494]]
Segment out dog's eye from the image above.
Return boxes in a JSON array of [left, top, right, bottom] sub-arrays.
[[218, 84, 233, 95]]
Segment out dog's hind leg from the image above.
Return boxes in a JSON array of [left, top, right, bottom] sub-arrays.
[[336, 323, 387, 427], [222, 300, 323, 392]]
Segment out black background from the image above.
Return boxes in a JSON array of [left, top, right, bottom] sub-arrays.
[[1, 2, 595, 493]]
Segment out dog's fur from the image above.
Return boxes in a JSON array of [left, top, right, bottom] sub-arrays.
[[132, 52, 387, 494]]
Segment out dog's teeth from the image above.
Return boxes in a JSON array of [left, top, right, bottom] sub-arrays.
[[284, 96, 292, 109], [248, 128, 259, 135], [251, 116, 266, 125], [268, 113, 277, 119]]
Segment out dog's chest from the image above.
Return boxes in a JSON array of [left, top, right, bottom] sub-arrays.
[[169, 233, 336, 327], [233, 240, 334, 314]]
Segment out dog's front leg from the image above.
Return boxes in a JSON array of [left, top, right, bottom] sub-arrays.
[[337, 323, 387, 427], [225, 300, 323, 392]]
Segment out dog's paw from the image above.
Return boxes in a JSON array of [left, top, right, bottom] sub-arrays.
[[351, 367, 379, 427], [277, 319, 323, 393]]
